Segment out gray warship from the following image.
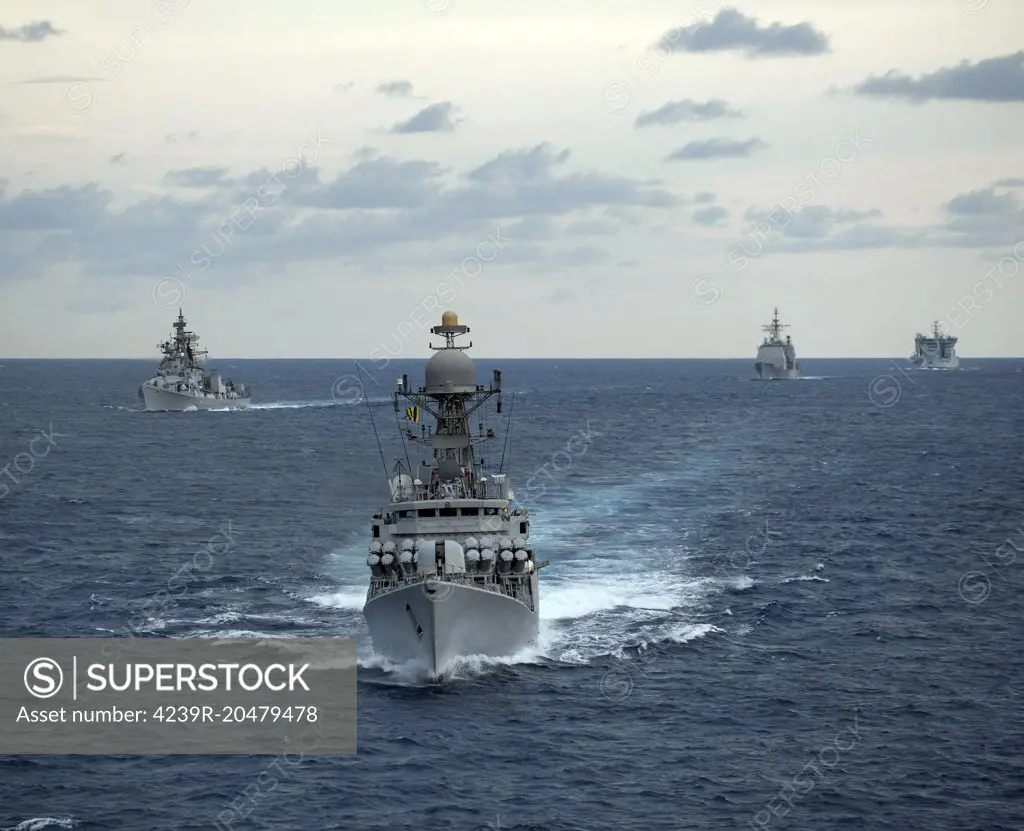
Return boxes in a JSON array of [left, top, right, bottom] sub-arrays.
[[363, 310, 544, 677], [754, 307, 800, 380], [138, 309, 250, 412], [910, 320, 959, 370]]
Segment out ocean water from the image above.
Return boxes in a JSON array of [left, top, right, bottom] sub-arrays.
[[1, 357, 1023, 830]]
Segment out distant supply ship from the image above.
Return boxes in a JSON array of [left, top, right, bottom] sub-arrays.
[[362, 310, 544, 677], [910, 320, 959, 370], [138, 309, 250, 411], [754, 307, 800, 380]]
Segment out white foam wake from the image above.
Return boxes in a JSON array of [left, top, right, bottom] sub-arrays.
[[248, 399, 342, 410], [248, 396, 392, 411], [307, 587, 365, 610], [4, 820, 77, 831], [310, 471, 756, 677]]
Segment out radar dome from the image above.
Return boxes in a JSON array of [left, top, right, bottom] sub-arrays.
[[441, 310, 459, 326], [425, 348, 476, 390]]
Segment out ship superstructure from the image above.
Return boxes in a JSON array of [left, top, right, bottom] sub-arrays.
[[362, 310, 542, 677], [910, 320, 959, 370], [754, 307, 800, 380], [138, 309, 250, 411]]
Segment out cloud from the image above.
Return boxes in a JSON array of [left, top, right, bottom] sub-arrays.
[[506, 216, 558, 241], [20, 75, 98, 84], [692, 205, 729, 227], [853, 51, 1024, 103], [391, 102, 459, 133], [550, 246, 610, 267], [0, 21, 63, 43], [281, 157, 446, 209], [666, 137, 767, 161], [109, 153, 127, 165], [333, 80, 355, 93], [656, 8, 829, 58], [938, 186, 1024, 247], [0, 183, 112, 231], [724, 204, 922, 254], [743, 205, 882, 239], [694, 191, 716, 204], [164, 167, 234, 188], [546, 288, 576, 304], [286, 143, 676, 219], [377, 79, 413, 98], [0, 142, 678, 283], [467, 143, 570, 183], [635, 98, 744, 128], [945, 187, 1017, 215], [993, 177, 1024, 188], [730, 183, 1024, 255], [165, 131, 200, 143], [565, 218, 619, 236]]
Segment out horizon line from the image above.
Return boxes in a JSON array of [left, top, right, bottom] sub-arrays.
[[1, 355, 1021, 361]]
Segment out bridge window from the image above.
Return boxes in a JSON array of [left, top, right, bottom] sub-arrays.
[[439, 507, 457, 518], [417, 509, 436, 518], [398, 510, 411, 519], [520, 522, 527, 535], [372, 525, 380, 538], [461, 507, 479, 516]]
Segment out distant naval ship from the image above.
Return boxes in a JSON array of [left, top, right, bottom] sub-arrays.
[[754, 307, 800, 380], [138, 309, 250, 411], [910, 320, 959, 370], [363, 311, 543, 677]]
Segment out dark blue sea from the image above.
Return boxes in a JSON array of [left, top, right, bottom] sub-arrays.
[[2, 358, 1023, 831]]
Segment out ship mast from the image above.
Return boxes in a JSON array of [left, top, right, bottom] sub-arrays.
[[393, 311, 502, 500], [168, 309, 208, 364], [762, 306, 789, 343]]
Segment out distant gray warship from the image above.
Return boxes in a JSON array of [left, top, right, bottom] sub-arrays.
[[754, 307, 800, 380], [910, 320, 959, 370], [363, 310, 544, 677], [138, 309, 250, 412]]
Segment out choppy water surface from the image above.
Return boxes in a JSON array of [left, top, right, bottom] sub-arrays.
[[1, 358, 1023, 830]]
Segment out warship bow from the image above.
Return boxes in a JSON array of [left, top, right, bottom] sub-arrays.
[[362, 311, 541, 677], [754, 307, 800, 380], [138, 309, 250, 411], [910, 320, 959, 370]]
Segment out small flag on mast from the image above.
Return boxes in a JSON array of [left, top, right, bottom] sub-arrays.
[[405, 405, 420, 422]]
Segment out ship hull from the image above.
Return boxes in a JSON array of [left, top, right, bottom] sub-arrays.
[[910, 355, 959, 370], [754, 362, 800, 380], [140, 384, 250, 412], [363, 577, 539, 677]]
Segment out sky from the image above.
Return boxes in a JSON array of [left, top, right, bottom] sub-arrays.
[[0, 0, 1022, 359]]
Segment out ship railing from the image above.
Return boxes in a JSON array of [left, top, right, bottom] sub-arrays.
[[391, 482, 477, 502], [367, 571, 535, 610], [387, 478, 512, 503]]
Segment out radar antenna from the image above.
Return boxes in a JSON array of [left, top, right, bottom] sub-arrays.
[[761, 307, 789, 343], [392, 310, 505, 502]]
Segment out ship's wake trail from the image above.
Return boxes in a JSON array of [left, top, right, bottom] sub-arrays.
[[309, 467, 756, 682], [1, 819, 78, 831], [247, 396, 391, 410]]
